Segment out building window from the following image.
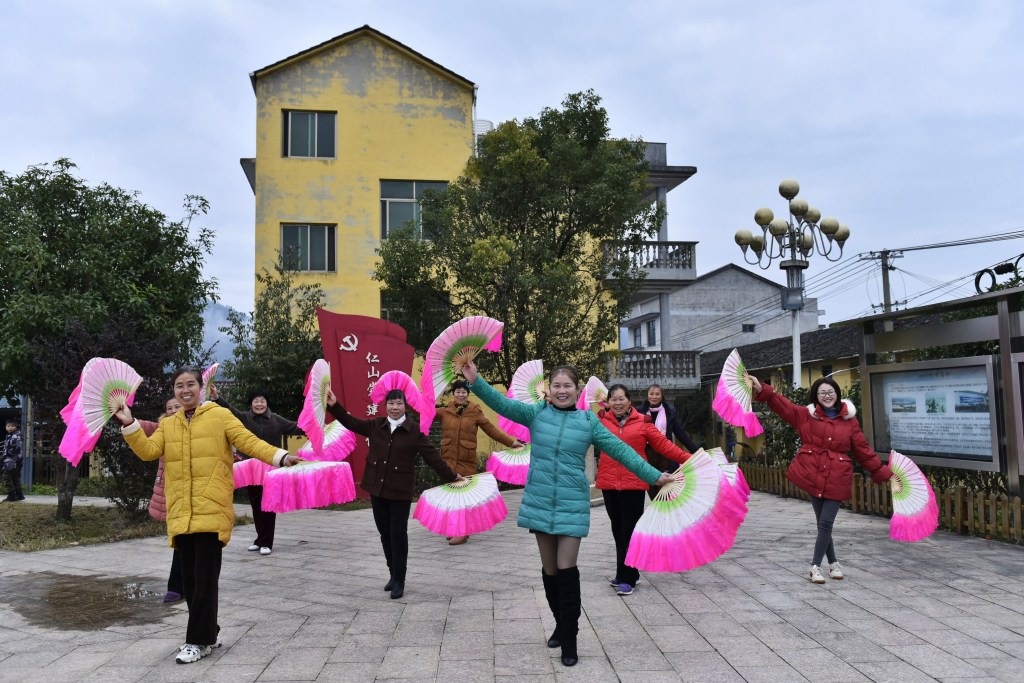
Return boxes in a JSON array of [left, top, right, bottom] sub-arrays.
[[283, 111, 336, 158], [646, 320, 657, 347], [381, 291, 451, 351], [281, 224, 336, 272], [821, 365, 833, 378], [742, 323, 756, 333], [631, 326, 642, 348], [380, 180, 448, 240]]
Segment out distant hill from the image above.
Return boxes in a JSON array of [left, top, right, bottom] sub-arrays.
[[201, 302, 235, 365]]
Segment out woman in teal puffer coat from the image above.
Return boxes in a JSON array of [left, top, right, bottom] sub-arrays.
[[462, 361, 675, 667]]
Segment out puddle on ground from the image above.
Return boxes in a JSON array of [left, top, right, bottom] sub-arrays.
[[2, 571, 170, 631]]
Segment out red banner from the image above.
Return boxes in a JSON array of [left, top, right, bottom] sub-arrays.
[[316, 309, 415, 497]]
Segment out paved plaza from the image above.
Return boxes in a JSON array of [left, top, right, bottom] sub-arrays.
[[1, 490, 1023, 682]]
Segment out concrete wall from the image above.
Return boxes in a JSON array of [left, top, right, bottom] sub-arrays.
[[252, 34, 475, 315]]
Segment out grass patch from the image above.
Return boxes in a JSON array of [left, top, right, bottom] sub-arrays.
[[0, 504, 254, 552]]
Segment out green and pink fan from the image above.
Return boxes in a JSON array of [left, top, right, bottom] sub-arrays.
[[498, 359, 544, 443], [197, 363, 219, 404], [262, 460, 356, 513], [625, 449, 748, 572], [486, 442, 532, 485], [419, 316, 504, 433], [413, 472, 508, 536], [889, 450, 939, 542], [58, 358, 143, 465], [712, 349, 763, 437]]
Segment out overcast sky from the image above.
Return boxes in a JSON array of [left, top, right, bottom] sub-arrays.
[[3, 0, 1022, 339]]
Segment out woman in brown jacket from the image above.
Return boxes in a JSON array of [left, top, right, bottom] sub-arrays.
[[436, 380, 524, 545], [326, 387, 464, 599]]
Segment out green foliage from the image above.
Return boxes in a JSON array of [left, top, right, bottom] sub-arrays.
[[0, 160, 216, 520], [95, 424, 159, 519], [220, 254, 326, 419], [374, 91, 663, 384]]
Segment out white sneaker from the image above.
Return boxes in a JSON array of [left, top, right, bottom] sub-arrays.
[[176, 643, 212, 664], [808, 565, 826, 584], [829, 562, 844, 580], [259, 547, 272, 556], [247, 544, 259, 551]]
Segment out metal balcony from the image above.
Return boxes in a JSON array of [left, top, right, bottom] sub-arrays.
[[604, 350, 701, 392]]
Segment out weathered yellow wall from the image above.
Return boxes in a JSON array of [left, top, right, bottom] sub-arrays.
[[253, 34, 475, 316]]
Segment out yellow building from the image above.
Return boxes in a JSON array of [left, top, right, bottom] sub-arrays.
[[241, 25, 476, 315]]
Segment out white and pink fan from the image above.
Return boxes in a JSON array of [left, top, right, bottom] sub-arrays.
[[626, 449, 748, 573], [413, 472, 508, 536], [261, 460, 356, 513], [889, 450, 939, 542], [197, 363, 219, 404], [233, 457, 272, 488], [486, 443, 531, 485], [297, 359, 332, 455], [58, 358, 143, 465], [705, 447, 751, 503], [577, 376, 609, 410], [712, 349, 764, 437], [420, 316, 504, 432]]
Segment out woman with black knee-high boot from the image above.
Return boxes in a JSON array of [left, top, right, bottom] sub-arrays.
[[749, 375, 893, 584], [461, 361, 676, 667]]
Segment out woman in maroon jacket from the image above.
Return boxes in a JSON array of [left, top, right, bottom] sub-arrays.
[[750, 375, 893, 584], [596, 384, 691, 595], [325, 387, 464, 600]]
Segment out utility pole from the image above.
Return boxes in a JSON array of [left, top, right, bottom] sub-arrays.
[[861, 250, 904, 329]]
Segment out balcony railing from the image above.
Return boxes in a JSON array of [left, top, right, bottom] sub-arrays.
[[604, 240, 698, 302], [604, 350, 701, 391]]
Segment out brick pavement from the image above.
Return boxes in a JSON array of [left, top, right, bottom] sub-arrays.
[[1, 490, 1022, 682]]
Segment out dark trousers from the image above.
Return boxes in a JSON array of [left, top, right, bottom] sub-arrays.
[[810, 497, 841, 566], [602, 489, 645, 586], [3, 464, 23, 500], [167, 548, 183, 595], [370, 496, 411, 582], [176, 532, 222, 646], [248, 485, 277, 548]]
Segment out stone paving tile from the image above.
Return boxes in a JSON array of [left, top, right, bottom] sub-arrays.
[[5, 490, 1024, 682]]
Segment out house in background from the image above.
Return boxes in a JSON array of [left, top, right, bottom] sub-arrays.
[[241, 25, 476, 318]]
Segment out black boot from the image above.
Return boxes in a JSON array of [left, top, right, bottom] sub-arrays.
[[556, 566, 581, 667], [384, 576, 395, 592], [541, 570, 560, 648]]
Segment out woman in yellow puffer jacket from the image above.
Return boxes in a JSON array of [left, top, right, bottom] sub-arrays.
[[114, 367, 302, 665]]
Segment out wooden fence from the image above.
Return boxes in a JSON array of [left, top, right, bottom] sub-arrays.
[[740, 464, 1023, 544]]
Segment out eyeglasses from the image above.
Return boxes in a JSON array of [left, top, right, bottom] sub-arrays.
[[817, 390, 836, 398]]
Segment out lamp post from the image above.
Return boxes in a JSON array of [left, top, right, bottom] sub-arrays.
[[735, 179, 850, 387]]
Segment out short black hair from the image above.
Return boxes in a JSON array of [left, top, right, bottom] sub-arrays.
[[385, 389, 407, 404], [171, 366, 203, 386], [5, 418, 18, 427], [451, 380, 469, 392], [607, 384, 631, 401], [248, 388, 271, 405]]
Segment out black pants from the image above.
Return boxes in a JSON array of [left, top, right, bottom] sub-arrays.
[[602, 489, 645, 586], [248, 485, 277, 548], [810, 497, 841, 566], [167, 547, 183, 595], [3, 464, 23, 500], [370, 496, 411, 582], [176, 532, 222, 646]]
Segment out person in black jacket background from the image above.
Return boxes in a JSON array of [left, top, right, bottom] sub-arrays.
[[2, 418, 24, 502], [211, 386, 303, 556], [634, 385, 699, 497]]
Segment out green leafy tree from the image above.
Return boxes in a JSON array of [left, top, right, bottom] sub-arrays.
[[374, 90, 663, 385], [219, 254, 326, 420], [0, 159, 216, 521]]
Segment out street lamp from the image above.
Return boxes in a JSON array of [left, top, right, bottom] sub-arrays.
[[734, 179, 851, 387]]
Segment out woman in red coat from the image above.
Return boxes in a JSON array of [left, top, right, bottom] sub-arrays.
[[750, 375, 893, 584], [596, 384, 691, 595]]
